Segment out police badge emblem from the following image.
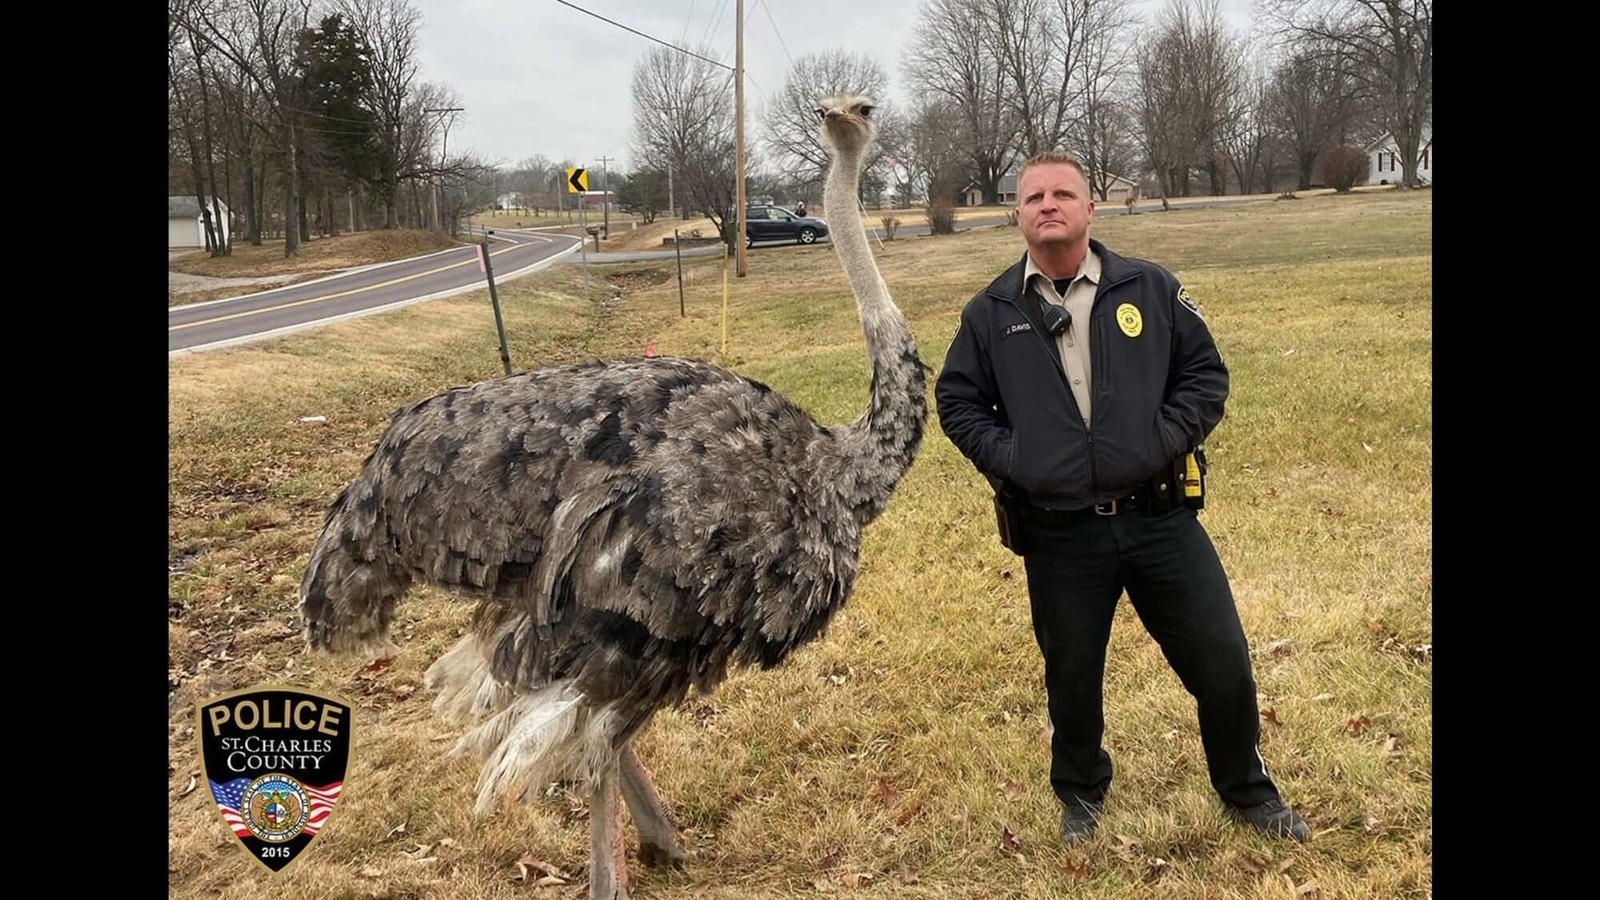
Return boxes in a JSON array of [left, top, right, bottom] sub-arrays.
[[198, 686, 352, 873], [1178, 286, 1202, 317]]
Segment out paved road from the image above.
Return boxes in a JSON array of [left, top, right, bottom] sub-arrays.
[[170, 196, 1275, 352], [168, 230, 580, 355]]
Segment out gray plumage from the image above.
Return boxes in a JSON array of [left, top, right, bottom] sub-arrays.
[[299, 93, 921, 900]]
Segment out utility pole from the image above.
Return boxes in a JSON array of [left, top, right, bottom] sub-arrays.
[[423, 106, 464, 231], [597, 154, 613, 238], [734, 0, 747, 277]]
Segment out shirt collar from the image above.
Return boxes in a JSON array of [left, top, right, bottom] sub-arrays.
[[1025, 248, 1101, 297]]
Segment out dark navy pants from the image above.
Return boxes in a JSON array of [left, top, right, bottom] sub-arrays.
[[1020, 503, 1281, 810]]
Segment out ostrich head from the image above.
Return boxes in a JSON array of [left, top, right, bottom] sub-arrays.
[[816, 93, 876, 157]]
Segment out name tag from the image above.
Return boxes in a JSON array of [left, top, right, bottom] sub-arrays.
[[1004, 322, 1032, 337]]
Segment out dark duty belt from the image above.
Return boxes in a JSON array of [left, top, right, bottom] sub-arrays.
[[1019, 480, 1177, 523]]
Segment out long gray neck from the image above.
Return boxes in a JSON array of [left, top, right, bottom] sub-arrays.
[[821, 143, 926, 527]]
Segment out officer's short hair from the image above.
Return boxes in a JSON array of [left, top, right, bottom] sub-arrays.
[[1017, 153, 1090, 193]]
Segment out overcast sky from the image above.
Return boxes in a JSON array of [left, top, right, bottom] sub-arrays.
[[408, 0, 1258, 174]]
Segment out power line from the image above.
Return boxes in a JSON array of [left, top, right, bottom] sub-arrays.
[[700, 0, 731, 51], [681, 0, 697, 45], [754, 0, 795, 70], [553, 0, 732, 71]]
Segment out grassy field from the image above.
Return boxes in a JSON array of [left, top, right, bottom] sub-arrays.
[[168, 188, 1432, 899]]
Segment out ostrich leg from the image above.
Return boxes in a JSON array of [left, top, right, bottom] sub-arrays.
[[588, 754, 630, 900], [620, 743, 687, 869]]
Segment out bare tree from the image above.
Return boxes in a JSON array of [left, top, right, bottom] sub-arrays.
[[1268, 39, 1362, 189], [169, 0, 231, 256], [1262, 0, 1431, 188], [1134, 0, 1246, 196], [987, 0, 1058, 158], [177, 0, 316, 257], [1069, 0, 1144, 200], [630, 45, 748, 248], [761, 50, 897, 193], [1217, 60, 1278, 195], [902, 99, 973, 206], [903, 0, 1016, 204], [506, 155, 553, 214]]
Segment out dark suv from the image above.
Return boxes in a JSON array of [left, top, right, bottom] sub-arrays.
[[743, 204, 829, 248]]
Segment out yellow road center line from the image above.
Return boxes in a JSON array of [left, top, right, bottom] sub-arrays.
[[169, 243, 535, 332]]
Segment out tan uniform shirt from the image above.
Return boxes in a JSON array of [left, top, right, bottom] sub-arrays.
[[1025, 249, 1102, 426]]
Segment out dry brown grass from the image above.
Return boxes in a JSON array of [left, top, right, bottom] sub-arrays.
[[169, 188, 1431, 899]]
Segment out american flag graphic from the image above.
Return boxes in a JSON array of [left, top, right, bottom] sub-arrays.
[[209, 778, 343, 839]]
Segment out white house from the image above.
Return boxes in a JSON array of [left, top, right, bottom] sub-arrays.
[[1366, 128, 1432, 185], [168, 196, 230, 249]]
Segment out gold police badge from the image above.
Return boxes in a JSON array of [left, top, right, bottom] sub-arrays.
[[1116, 303, 1143, 337]]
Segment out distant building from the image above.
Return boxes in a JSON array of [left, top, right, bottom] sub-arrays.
[[169, 195, 230, 249], [1366, 127, 1432, 185]]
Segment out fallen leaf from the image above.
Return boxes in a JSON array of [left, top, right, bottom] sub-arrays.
[[1344, 715, 1371, 736], [181, 774, 197, 796], [892, 799, 923, 827], [839, 872, 873, 889], [1312, 693, 1335, 703], [411, 857, 439, 866], [1383, 735, 1401, 755], [1236, 852, 1270, 875], [1000, 826, 1023, 856], [1263, 638, 1293, 658], [868, 776, 898, 808], [513, 853, 570, 883], [1363, 816, 1382, 833], [1261, 706, 1281, 726], [383, 822, 408, 841], [437, 838, 458, 849], [402, 843, 433, 858], [1002, 780, 1025, 802], [1297, 879, 1321, 896], [533, 874, 568, 887], [1362, 442, 1373, 453]]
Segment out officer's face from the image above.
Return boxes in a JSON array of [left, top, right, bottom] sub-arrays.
[[1016, 163, 1095, 251]]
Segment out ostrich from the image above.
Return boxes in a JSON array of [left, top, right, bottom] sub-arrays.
[[297, 93, 924, 900]]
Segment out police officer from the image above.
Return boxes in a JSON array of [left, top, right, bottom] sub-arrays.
[[934, 152, 1309, 846]]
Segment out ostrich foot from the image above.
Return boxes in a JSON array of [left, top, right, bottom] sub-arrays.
[[638, 839, 687, 871], [620, 743, 688, 870]]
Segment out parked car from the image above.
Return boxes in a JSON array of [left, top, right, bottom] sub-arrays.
[[742, 204, 829, 248]]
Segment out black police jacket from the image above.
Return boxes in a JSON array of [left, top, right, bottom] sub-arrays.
[[934, 239, 1228, 510]]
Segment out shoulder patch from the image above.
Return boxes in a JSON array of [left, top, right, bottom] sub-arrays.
[[1177, 286, 1202, 318]]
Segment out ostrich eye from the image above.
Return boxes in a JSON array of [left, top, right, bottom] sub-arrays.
[[814, 108, 827, 121], [856, 105, 875, 119]]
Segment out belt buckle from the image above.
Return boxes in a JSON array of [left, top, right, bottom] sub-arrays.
[[1094, 499, 1118, 516]]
